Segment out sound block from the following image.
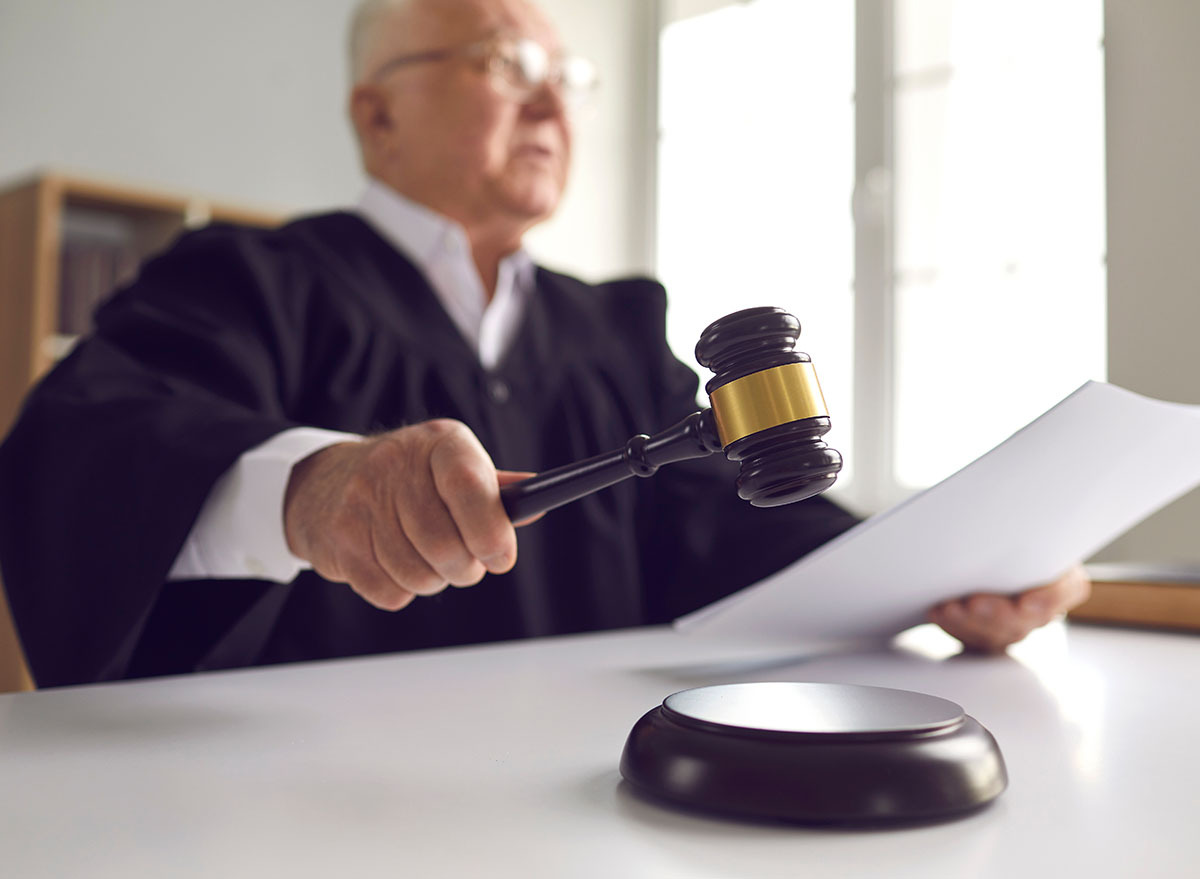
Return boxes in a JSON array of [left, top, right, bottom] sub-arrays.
[[619, 681, 1007, 824]]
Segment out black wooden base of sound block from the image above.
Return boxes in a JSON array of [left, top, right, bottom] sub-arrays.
[[620, 681, 1007, 824]]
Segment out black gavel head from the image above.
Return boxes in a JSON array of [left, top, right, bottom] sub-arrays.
[[695, 307, 842, 507]]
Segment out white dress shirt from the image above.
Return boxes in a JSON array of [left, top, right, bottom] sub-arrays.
[[168, 180, 536, 582]]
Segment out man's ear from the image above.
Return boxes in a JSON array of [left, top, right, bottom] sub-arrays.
[[349, 84, 394, 149]]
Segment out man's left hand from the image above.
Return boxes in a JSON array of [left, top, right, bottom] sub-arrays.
[[927, 565, 1092, 652]]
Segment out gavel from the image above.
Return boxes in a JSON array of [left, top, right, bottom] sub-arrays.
[[499, 306, 843, 521]]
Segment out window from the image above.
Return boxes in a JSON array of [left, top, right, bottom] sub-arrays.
[[656, 0, 1105, 513]]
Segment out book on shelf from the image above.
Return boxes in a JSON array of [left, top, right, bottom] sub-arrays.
[[1073, 562, 1200, 633], [56, 206, 143, 340]]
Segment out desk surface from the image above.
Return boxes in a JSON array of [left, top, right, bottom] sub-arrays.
[[1, 621, 1197, 878]]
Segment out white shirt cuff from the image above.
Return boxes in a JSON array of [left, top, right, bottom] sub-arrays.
[[167, 427, 362, 583]]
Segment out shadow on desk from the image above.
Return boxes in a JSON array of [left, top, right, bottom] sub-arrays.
[[0, 691, 258, 753], [585, 770, 1011, 876], [624, 626, 989, 691], [625, 640, 891, 690]]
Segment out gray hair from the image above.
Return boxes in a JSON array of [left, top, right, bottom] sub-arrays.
[[348, 0, 413, 84]]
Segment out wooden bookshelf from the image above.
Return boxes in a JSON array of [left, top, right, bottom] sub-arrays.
[[0, 171, 284, 437], [0, 170, 285, 692]]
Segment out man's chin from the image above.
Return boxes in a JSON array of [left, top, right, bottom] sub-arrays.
[[502, 188, 563, 226]]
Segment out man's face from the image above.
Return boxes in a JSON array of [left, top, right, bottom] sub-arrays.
[[358, 0, 573, 241]]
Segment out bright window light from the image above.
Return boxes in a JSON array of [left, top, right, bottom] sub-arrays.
[[892, 0, 1107, 488]]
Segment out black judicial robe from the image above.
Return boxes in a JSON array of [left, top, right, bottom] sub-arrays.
[[0, 213, 859, 687]]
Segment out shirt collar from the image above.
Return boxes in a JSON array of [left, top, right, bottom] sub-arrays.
[[355, 178, 535, 290], [354, 179, 536, 369]]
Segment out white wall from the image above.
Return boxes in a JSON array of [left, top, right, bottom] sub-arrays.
[[0, 0, 655, 280], [1093, 0, 1200, 563]]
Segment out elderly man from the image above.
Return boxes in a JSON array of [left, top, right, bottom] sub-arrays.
[[0, 0, 1087, 688]]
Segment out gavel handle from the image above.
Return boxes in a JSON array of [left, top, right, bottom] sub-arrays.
[[500, 409, 724, 522]]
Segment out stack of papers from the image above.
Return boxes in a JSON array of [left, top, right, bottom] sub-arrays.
[[677, 381, 1200, 640]]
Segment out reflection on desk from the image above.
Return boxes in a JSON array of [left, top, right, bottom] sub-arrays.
[[0, 621, 1196, 878]]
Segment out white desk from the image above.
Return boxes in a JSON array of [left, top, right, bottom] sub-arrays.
[[1, 621, 1196, 878]]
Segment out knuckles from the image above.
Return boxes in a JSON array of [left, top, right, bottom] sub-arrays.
[[363, 585, 418, 612], [419, 534, 475, 576], [435, 459, 492, 498], [396, 573, 448, 597]]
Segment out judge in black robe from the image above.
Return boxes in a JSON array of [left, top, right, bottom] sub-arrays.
[[0, 213, 860, 687]]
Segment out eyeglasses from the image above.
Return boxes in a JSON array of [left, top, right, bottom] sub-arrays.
[[370, 35, 599, 110]]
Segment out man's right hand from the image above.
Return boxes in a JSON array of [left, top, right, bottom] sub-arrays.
[[283, 419, 526, 611]]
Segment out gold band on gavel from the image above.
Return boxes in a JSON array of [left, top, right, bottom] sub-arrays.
[[708, 362, 829, 447]]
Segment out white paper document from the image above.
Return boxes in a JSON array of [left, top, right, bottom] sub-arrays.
[[676, 381, 1200, 641]]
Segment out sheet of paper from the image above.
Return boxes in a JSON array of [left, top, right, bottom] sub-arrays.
[[676, 381, 1200, 641]]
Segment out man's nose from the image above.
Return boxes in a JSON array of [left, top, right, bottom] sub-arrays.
[[522, 78, 567, 120]]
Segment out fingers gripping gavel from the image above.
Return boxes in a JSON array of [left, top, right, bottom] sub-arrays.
[[499, 306, 843, 521]]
